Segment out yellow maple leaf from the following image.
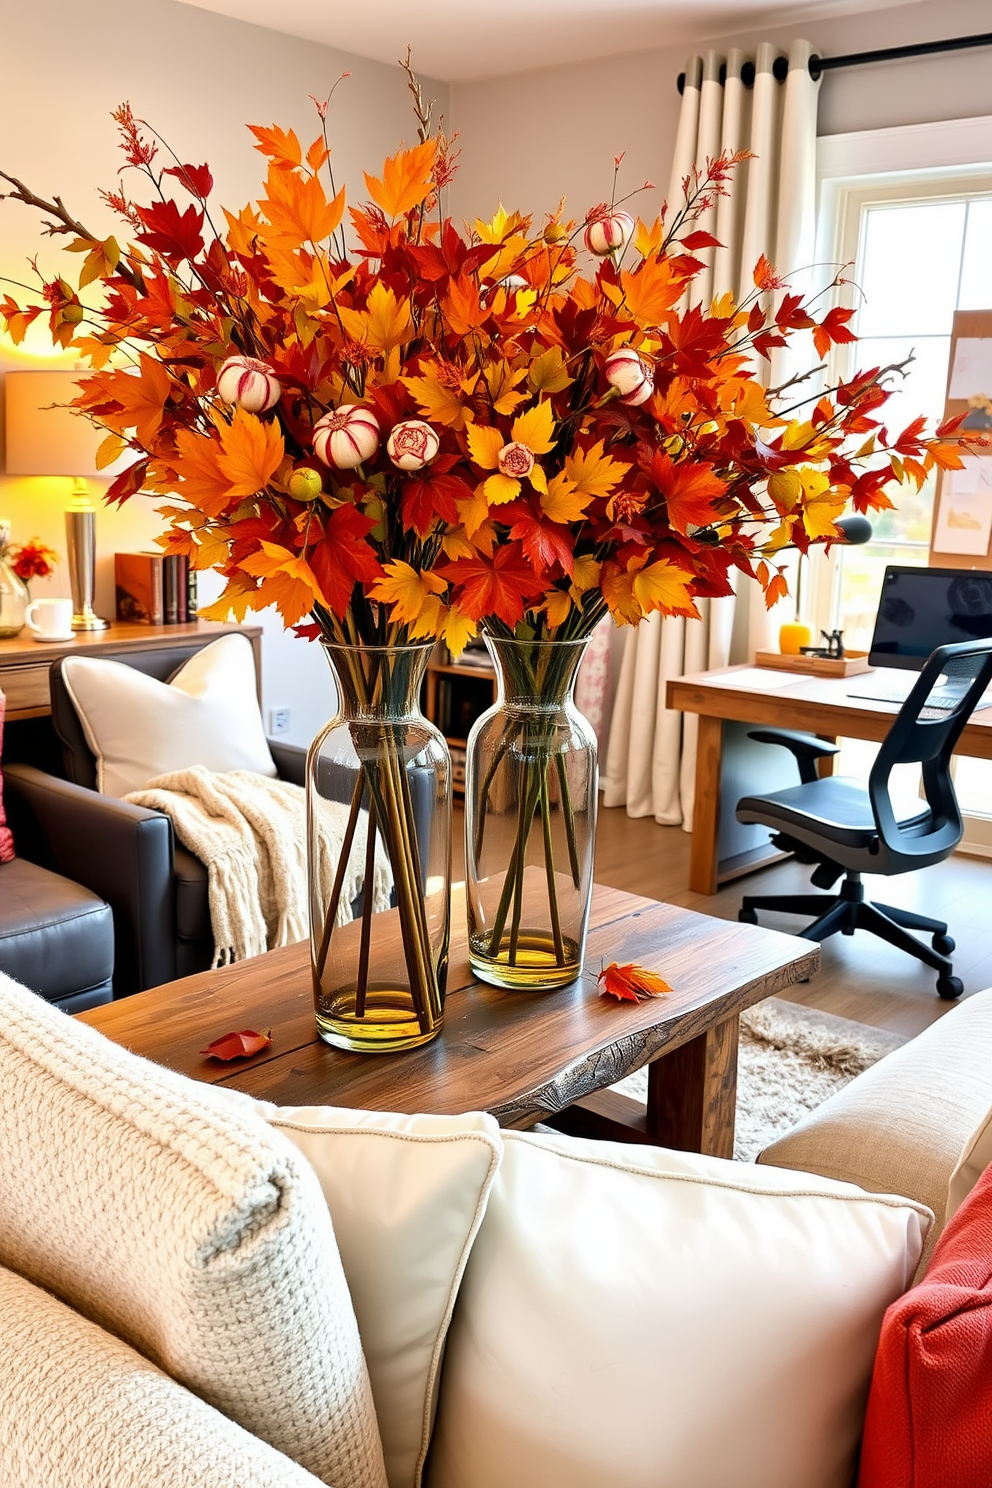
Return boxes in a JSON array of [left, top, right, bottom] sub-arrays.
[[368, 561, 447, 625], [402, 368, 478, 430], [511, 400, 556, 455], [475, 203, 530, 243], [540, 473, 592, 526], [570, 554, 602, 593], [454, 492, 494, 545], [632, 559, 699, 618], [217, 407, 285, 498], [767, 469, 802, 514], [564, 440, 625, 500], [528, 347, 574, 396], [483, 472, 520, 506], [484, 360, 529, 417], [223, 205, 265, 258], [240, 542, 323, 626], [339, 281, 414, 356], [198, 573, 259, 623], [441, 606, 476, 656], [364, 139, 438, 219], [544, 589, 573, 627], [466, 424, 504, 472], [633, 218, 665, 259]]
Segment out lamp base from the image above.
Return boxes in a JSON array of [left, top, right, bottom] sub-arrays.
[[71, 604, 109, 632]]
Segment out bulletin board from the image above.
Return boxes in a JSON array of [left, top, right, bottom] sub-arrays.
[[929, 308, 992, 571]]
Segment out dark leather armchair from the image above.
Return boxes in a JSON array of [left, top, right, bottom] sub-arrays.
[[5, 642, 306, 997]]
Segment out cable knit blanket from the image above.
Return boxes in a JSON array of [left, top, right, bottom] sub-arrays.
[[125, 767, 393, 968]]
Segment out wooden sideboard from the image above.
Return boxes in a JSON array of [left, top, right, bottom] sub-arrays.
[[0, 621, 263, 722]]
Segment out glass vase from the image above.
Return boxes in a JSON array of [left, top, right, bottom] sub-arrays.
[[0, 560, 28, 638], [308, 641, 451, 1053], [465, 634, 598, 990]]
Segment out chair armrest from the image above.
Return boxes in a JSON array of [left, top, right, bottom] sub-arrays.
[[269, 739, 307, 788], [3, 765, 178, 997], [746, 728, 840, 785]]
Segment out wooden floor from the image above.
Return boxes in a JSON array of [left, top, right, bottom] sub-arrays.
[[453, 804, 992, 1041]]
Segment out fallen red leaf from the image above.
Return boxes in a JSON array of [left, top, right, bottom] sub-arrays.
[[200, 1028, 272, 1061], [597, 962, 672, 1003]]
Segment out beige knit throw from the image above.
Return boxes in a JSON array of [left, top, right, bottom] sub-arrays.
[[126, 766, 393, 967]]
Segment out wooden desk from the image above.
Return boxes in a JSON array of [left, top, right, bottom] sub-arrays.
[[0, 620, 263, 721], [80, 883, 818, 1160], [668, 665, 992, 895]]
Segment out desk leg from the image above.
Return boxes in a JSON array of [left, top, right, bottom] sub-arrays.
[[688, 713, 723, 895], [646, 1015, 739, 1159]]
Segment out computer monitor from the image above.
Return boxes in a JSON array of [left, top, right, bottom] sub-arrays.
[[868, 565, 992, 670]]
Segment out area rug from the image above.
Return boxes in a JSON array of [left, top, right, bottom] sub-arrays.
[[610, 997, 908, 1162]]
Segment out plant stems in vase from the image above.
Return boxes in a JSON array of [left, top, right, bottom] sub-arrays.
[[309, 641, 451, 1052], [465, 632, 597, 990]]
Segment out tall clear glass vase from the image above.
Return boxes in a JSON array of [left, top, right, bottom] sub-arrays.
[[464, 634, 598, 991], [308, 641, 451, 1052]]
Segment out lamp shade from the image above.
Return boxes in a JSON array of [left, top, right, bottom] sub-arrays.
[[4, 369, 103, 476]]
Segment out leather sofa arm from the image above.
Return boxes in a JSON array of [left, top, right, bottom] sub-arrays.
[[4, 765, 178, 997], [269, 739, 307, 788]]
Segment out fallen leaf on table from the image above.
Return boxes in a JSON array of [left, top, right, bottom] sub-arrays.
[[200, 1028, 272, 1061], [597, 962, 672, 1003]]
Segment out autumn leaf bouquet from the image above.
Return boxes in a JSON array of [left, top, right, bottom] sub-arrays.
[[0, 65, 963, 1011]]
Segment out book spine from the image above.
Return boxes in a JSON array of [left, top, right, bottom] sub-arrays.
[[163, 555, 179, 625], [115, 553, 164, 625], [187, 564, 198, 619]]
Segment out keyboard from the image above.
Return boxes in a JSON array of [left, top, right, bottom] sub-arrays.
[[847, 684, 992, 712]]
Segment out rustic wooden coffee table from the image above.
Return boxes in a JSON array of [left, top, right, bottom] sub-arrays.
[[80, 883, 818, 1159]]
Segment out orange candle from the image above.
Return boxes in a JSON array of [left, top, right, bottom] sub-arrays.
[[779, 621, 813, 656]]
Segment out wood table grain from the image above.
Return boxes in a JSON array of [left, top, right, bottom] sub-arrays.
[[80, 883, 819, 1159]]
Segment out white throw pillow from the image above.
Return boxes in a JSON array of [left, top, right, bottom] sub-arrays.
[[0, 972, 386, 1488], [213, 1089, 502, 1488], [426, 1129, 931, 1488], [0, 1264, 329, 1488], [60, 633, 276, 795]]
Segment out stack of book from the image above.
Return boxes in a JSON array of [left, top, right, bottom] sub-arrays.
[[115, 553, 198, 625]]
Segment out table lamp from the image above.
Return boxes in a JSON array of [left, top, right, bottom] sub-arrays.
[[4, 369, 109, 631]]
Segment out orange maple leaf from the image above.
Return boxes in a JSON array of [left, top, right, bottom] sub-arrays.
[[216, 408, 285, 498], [597, 962, 672, 1002], [90, 354, 173, 447], [247, 123, 302, 169], [617, 257, 685, 325], [648, 450, 728, 532], [200, 1028, 272, 1060], [260, 164, 344, 246], [364, 139, 438, 219], [440, 544, 542, 625], [173, 427, 234, 517]]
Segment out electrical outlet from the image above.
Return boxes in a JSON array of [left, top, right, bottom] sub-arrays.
[[268, 706, 291, 735]]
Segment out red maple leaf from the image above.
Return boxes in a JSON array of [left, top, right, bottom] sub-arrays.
[[163, 163, 214, 199], [812, 305, 857, 360], [645, 450, 727, 533], [400, 456, 474, 535], [597, 962, 672, 1003], [308, 504, 383, 618], [440, 543, 542, 625], [135, 199, 204, 262], [504, 502, 575, 575], [200, 1028, 272, 1060]]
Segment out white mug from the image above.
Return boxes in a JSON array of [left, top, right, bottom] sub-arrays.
[[25, 597, 74, 642]]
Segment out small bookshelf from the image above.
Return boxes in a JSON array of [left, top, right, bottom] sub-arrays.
[[424, 645, 497, 795]]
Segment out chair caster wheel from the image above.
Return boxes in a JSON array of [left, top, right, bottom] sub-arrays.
[[738, 907, 758, 925], [937, 975, 964, 1001], [933, 934, 955, 955]]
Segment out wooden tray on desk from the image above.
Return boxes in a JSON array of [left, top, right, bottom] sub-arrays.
[[754, 649, 871, 678]]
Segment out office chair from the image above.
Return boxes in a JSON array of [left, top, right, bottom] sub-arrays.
[[736, 638, 992, 999]]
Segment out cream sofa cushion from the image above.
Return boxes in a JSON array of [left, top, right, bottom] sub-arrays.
[[427, 1129, 930, 1488], [60, 632, 276, 795], [948, 1102, 992, 1220], [0, 1265, 328, 1488], [215, 1091, 502, 1488], [0, 973, 385, 1488], [759, 988, 992, 1269]]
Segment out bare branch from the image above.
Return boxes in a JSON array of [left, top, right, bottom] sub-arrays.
[[0, 168, 141, 288]]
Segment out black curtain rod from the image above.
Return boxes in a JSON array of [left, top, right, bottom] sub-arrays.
[[676, 30, 992, 94]]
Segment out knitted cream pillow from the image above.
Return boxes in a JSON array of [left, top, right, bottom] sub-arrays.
[[214, 1090, 503, 1488], [427, 1129, 931, 1488], [0, 1264, 330, 1488], [0, 972, 386, 1488], [60, 633, 276, 795]]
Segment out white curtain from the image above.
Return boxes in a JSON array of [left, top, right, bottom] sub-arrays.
[[602, 40, 821, 831]]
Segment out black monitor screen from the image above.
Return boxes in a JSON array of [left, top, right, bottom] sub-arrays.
[[869, 566, 992, 670]]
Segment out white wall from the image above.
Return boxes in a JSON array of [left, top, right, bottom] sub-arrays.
[[0, 0, 448, 746], [448, 0, 992, 226]]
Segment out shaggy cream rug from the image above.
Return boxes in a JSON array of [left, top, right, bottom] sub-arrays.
[[611, 997, 908, 1163]]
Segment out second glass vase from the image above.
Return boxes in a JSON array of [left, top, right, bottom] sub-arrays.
[[464, 634, 598, 990]]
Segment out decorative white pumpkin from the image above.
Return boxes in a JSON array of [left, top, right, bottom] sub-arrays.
[[387, 419, 440, 471], [313, 405, 381, 469], [604, 347, 653, 406], [497, 441, 535, 479], [215, 355, 281, 413], [583, 210, 635, 257]]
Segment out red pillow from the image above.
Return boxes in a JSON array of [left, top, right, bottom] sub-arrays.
[[858, 1158, 992, 1488], [0, 690, 15, 863]]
